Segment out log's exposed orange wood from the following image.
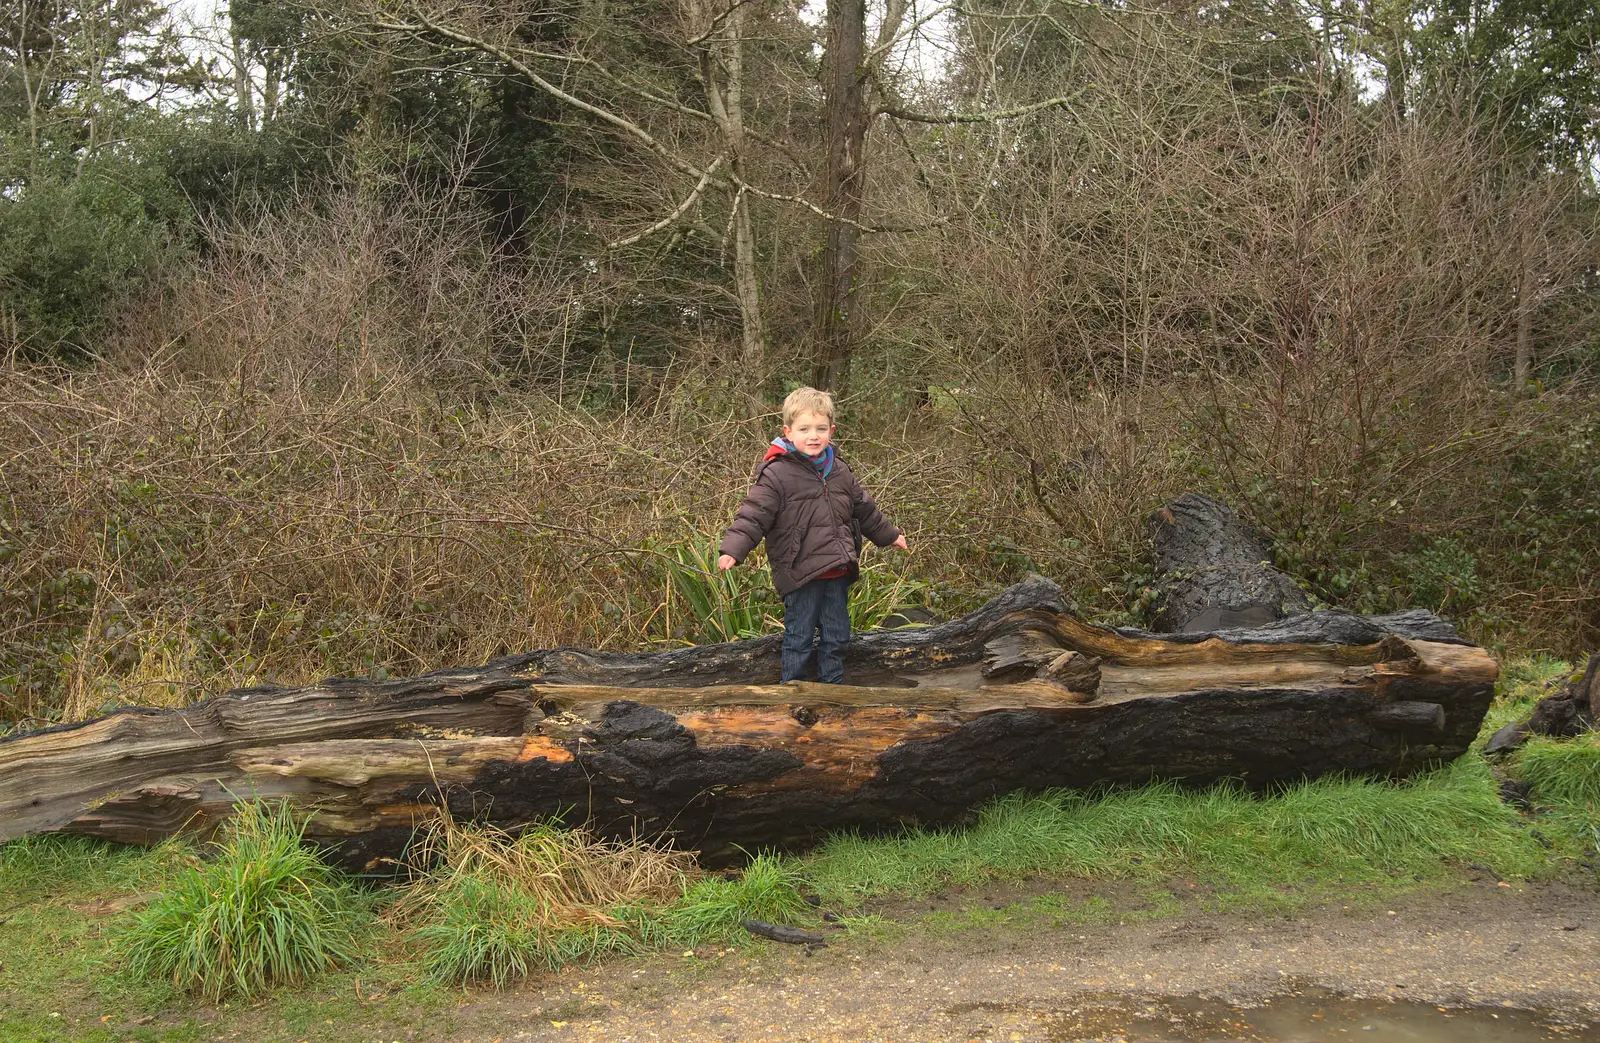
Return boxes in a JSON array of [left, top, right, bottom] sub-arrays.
[[675, 708, 812, 748], [681, 707, 961, 795], [787, 709, 958, 790], [518, 736, 574, 763]]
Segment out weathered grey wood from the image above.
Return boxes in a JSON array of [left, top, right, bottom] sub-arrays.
[[0, 676, 533, 841], [1043, 650, 1102, 693], [982, 631, 1101, 693]]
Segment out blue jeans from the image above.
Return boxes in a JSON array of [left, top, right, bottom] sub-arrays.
[[782, 576, 851, 683]]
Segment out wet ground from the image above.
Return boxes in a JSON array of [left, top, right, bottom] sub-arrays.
[[947, 989, 1595, 1041], [441, 878, 1600, 1043]]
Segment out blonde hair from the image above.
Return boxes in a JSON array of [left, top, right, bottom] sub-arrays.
[[782, 386, 835, 426]]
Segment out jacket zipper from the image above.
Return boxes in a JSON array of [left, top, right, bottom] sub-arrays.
[[797, 455, 848, 557]]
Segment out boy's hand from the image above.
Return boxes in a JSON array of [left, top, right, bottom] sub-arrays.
[[892, 535, 909, 552], [717, 554, 737, 570]]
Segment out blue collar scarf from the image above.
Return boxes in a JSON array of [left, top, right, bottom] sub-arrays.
[[773, 436, 834, 478]]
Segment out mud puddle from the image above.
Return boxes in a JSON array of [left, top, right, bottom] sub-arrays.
[[952, 988, 1598, 1042]]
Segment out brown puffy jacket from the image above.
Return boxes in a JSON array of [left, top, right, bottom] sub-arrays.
[[719, 447, 901, 596]]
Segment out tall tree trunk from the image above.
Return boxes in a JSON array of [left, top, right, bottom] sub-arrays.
[[17, 0, 44, 164], [230, 31, 255, 131], [723, 6, 764, 381], [695, 2, 765, 387], [1367, 0, 1409, 118], [732, 188, 763, 376], [1515, 228, 1534, 388], [262, 52, 281, 124], [813, 0, 868, 391]]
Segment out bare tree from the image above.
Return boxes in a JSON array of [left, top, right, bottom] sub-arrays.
[[344, 0, 1076, 392], [813, 0, 871, 391]]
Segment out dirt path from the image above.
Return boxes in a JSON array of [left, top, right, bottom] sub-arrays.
[[438, 879, 1600, 1043]]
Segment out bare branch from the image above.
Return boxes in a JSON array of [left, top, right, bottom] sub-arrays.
[[729, 174, 947, 234], [718, 182, 746, 260], [877, 92, 1082, 123], [607, 155, 728, 249], [685, 0, 762, 47], [375, 6, 713, 182]]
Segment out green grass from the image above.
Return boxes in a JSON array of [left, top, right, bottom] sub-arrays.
[[0, 832, 186, 899], [661, 533, 927, 645], [1499, 654, 1576, 691], [1513, 731, 1600, 855], [1485, 655, 1599, 857], [0, 836, 193, 1042], [4, 655, 1600, 1036], [1476, 655, 1571, 740], [409, 874, 654, 987], [661, 853, 811, 944], [394, 817, 695, 987], [1518, 734, 1600, 809], [119, 801, 371, 1001], [400, 823, 809, 984], [847, 558, 929, 632], [801, 757, 1552, 911], [664, 536, 783, 643]]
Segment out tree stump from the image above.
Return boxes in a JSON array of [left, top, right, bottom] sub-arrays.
[[1147, 493, 1312, 632]]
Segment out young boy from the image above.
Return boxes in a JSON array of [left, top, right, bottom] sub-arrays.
[[717, 387, 909, 684]]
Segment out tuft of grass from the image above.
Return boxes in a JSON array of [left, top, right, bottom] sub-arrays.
[[661, 853, 810, 944], [120, 800, 370, 1001], [407, 874, 651, 988], [802, 757, 1551, 910], [1499, 654, 1576, 692], [395, 817, 694, 987], [1517, 733, 1600, 811]]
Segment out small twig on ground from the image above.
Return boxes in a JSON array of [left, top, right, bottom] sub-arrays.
[[742, 919, 829, 946]]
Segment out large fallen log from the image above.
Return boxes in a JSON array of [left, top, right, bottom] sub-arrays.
[[0, 577, 1496, 869]]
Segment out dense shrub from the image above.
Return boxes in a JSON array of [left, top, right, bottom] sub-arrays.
[[0, 158, 188, 359]]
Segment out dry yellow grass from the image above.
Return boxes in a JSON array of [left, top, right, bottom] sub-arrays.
[[2, 351, 1594, 732]]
